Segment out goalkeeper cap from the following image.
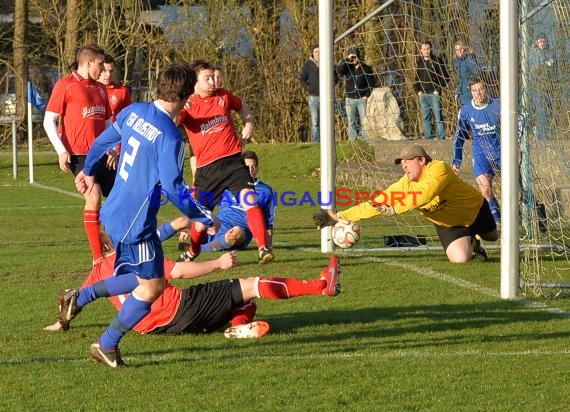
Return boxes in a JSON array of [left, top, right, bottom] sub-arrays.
[[394, 144, 432, 165]]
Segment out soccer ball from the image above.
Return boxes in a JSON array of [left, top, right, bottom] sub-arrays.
[[332, 221, 361, 249]]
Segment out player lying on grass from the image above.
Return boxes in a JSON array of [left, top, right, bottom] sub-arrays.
[[314, 144, 499, 263], [158, 151, 275, 255], [44, 251, 340, 340]]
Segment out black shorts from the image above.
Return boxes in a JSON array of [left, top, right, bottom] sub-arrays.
[[150, 279, 244, 334], [435, 199, 497, 250], [194, 153, 254, 210], [70, 155, 116, 197]]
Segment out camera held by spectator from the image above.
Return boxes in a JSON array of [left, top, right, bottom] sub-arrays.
[[346, 46, 360, 63]]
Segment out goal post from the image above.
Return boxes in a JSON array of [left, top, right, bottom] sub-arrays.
[[317, 0, 569, 297]]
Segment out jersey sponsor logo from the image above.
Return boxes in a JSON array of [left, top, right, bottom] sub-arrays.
[[81, 105, 107, 119], [473, 122, 497, 134], [200, 115, 228, 135], [420, 197, 446, 214]]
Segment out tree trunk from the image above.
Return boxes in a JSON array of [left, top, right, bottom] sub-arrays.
[[13, 0, 28, 122], [64, 0, 81, 70]]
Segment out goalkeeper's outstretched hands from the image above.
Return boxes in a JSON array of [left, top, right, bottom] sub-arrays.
[[313, 209, 349, 230]]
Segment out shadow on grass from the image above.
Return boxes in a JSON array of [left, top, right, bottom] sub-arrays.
[[102, 300, 570, 366]]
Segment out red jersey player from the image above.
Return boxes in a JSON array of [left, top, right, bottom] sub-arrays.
[[178, 60, 274, 264], [98, 53, 132, 122], [43, 44, 114, 265], [44, 252, 340, 340]]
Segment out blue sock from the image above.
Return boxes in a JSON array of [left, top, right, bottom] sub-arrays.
[[77, 275, 139, 308], [157, 222, 177, 241], [99, 293, 151, 350], [201, 236, 233, 252], [489, 197, 501, 221]]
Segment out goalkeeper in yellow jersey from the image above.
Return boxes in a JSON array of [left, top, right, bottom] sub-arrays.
[[314, 144, 499, 263]]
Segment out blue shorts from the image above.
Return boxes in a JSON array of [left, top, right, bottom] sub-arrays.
[[473, 155, 500, 178], [114, 236, 164, 280]]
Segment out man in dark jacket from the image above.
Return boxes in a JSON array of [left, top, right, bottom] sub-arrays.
[[299, 44, 322, 142], [336, 46, 376, 141], [414, 39, 450, 139]]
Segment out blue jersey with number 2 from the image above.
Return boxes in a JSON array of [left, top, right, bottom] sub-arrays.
[[83, 101, 213, 245]]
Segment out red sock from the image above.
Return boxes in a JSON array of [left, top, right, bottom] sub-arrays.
[[189, 222, 206, 255], [245, 206, 267, 249], [230, 300, 257, 326], [84, 210, 103, 262], [257, 277, 326, 299]]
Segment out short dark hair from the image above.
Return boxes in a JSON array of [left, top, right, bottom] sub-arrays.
[[242, 150, 258, 165], [156, 62, 196, 102], [467, 76, 485, 88], [104, 54, 115, 64], [190, 59, 214, 74]]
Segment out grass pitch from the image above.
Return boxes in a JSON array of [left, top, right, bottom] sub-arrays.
[[1, 143, 570, 411]]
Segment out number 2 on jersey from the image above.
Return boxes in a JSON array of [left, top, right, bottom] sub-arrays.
[[119, 136, 141, 181]]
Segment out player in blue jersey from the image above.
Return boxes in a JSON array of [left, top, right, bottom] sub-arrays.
[[452, 77, 501, 225], [159, 151, 276, 252], [62, 62, 215, 368]]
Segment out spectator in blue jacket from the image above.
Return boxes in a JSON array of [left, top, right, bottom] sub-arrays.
[[528, 33, 557, 140], [453, 41, 481, 106]]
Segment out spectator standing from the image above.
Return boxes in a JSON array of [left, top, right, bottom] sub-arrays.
[[336, 46, 376, 141], [43, 44, 113, 265], [414, 39, 450, 140], [528, 33, 557, 140], [299, 44, 322, 143], [453, 41, 481, 106], [452, 77, 501, 225], [98, 54, 132, 122]]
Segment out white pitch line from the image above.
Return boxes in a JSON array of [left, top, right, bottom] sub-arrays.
[[4, 348, 570, 366], [0, 205, 79, 210], [0, 182, 84, 199], [31, 182, 84, 199], [366, 256, 570, 318], [278, 243, 570, 319]]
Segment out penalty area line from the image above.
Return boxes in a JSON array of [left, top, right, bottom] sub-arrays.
[[368, 256, 570, 319], [281, 243, 570, 319]]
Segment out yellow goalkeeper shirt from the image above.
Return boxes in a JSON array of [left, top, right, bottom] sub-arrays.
[[337, 160, 484, 227]]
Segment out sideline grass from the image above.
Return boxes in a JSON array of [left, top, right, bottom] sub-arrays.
[[2, 144, 570, 411]]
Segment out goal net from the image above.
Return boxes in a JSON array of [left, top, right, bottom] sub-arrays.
[[330, 0, 569, 296]]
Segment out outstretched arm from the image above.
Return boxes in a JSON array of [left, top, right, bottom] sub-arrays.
[[170, 252, 237, 280]]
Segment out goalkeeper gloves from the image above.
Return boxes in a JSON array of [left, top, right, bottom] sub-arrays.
[[313, 209, 350, 229], [377, 203, 396, 216]]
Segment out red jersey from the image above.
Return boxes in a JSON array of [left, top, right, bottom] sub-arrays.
[[46, 71, 112, 155], [82, 254, 181, 334], [105, 81, 132, 121], [179, 88, 243, 167]]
